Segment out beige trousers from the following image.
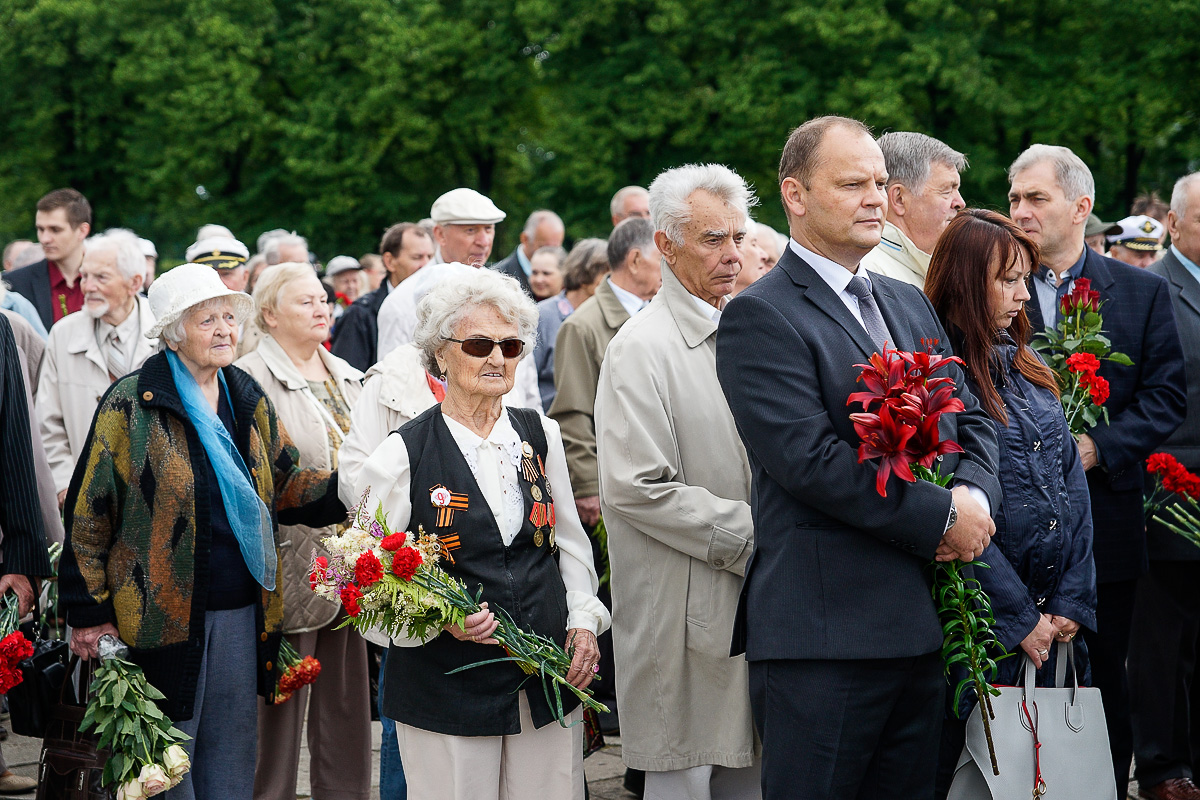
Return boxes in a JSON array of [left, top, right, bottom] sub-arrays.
[[395, 691, 585, 800], [643, 762, 763, 800], [253, 623, 372, 800]]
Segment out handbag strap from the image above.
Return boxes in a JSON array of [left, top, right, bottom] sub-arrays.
[[1053, 640, 1080, 703], [1019, 697, 1048, 798]]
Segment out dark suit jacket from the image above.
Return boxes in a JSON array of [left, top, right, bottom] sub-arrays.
[[5, 259, 54, 331], [1146, 250, 1200, 561], [330, 282, 389, 372], [492, 247, 532, 295], [716, 246, 1001, 662], [1025, 248, 1186, 580]]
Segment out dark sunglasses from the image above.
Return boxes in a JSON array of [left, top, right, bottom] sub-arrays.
[[444, 337, 525, 358]]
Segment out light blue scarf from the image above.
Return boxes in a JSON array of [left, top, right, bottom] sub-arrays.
[[166, 349, 277, 591]]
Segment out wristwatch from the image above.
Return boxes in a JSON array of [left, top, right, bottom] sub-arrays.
[[944, 498, 958, 533]]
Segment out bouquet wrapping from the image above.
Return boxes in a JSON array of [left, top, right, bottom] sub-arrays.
[[848, 345, 1007, 775], [310, 491, 608, 725], [80, 635, 191, 798]]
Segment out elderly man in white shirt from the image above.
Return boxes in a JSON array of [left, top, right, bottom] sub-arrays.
[[38, 228, 156, 504]]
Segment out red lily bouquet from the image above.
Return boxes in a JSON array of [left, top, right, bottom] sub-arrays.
[[848, 345, 1006, 775], [1032, 278, 1132, 435], [309, 490, 608, 724], [1144, 452, 1200, 548]]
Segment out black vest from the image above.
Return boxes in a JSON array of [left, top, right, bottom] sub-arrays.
[[382, 406, 575, 735]]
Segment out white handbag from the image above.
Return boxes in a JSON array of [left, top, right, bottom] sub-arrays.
[[947, 641, 1117, 800]]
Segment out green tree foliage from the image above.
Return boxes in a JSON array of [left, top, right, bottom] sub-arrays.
[[0, 0, 1195, 259]]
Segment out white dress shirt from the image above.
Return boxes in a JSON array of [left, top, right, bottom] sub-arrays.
[[608, 277, 649, 318], [358, 411, 611, 645]]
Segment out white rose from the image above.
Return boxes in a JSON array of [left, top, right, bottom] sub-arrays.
[[138, 764, 170, 796], [117, 778, 146, 800], [163, 744, 190, 781]]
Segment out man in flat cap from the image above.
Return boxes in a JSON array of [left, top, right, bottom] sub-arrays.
[[187, 234, 252, 292], [1108, 214, 1165, 269], [374, 188, 540, 408], [1085, 213, 1123, 255]]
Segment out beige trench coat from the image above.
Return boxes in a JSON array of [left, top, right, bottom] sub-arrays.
[[36, 298, 157, 493], [595, 265, 757, 773], [237, 335, 363, 633]]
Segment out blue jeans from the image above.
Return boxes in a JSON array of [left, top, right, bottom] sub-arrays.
[[378, 648, 407, 799]]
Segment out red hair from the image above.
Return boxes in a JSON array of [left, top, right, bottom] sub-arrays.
[[925, 209, 1059, 424]]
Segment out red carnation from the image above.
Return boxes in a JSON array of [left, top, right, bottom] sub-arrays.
[[380, 533, 407, 552], [340, 583, 364, 617], [1066, 353, 1101, 374], [391, 547, 424, 582], [310, 555, 328, 590], [355, 551, 384, 588], [1085, 374, 1110, 405], [1147, 453, 1179, 476]]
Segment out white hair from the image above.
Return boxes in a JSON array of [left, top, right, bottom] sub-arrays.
[[413, 270, 538, 376], [610, 186, 649, 219], [1008, 144, 1095, 201], [522, 210, 564, 242], [264, 233, 308, 265], [12, 243, 43, 270], [648, 164, 758, 245], [1171, 172, 1200, 218], [877, 131, 967, 192], [86, 228, 146, 282]]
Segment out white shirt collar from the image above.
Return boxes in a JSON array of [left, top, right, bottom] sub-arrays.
[[608, 277, 646, 318], [516, 246, 533, 278], [95, 302, 141, 344], [441, 409, 521, 454], [690, 293, 722, 322], [789, 239, 867, 296]]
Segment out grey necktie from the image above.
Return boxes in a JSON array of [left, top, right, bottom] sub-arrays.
[[103, 328, 129, 379], [846, 275, 894, 351]]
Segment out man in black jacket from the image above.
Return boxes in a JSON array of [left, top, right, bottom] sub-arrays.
[[717, 116, 1000, 799], [330, 223, 433, 372], [491, 210, 564, 296], [1130, 172, 1200, 800], [1010, 144, 1187, 795], [7, 188, 91, 330]]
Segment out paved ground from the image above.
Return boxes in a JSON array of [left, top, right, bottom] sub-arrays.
[[0, 723, 1138, 798]]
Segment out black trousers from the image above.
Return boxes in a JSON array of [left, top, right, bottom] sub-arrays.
[[1090, 579, 1138, 793], [1130, 560, 1200, 787], [749, 652, 944, 800]]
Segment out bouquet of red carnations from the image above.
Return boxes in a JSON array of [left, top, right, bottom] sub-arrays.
[[309, 491, 608, 724], [271, 638, 321, 704], [1032, 278, 1132, 434], [1144, 452, 1200, 548], [0, 592, 32, 694], [848, 344, 1006, 775]]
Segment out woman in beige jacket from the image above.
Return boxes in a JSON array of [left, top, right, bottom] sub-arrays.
[[235, 262, 368, 800]]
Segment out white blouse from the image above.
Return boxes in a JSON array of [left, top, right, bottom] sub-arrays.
[[357, 410, 611, 645]]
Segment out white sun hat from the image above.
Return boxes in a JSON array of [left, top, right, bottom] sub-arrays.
[[146, 263, 254, 340]]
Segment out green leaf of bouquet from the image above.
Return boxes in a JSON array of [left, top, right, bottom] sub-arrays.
[[1107, 352, 1133, 366]]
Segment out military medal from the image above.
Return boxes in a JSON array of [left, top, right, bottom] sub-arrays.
[[430, 484, 469, 527], [520, 442, 539, 483], [534, 529, 545, 547], [531, 484, 542, 502]]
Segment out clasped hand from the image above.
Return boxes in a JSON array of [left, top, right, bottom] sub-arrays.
[[935, 486, 996, 563], [1021, 614, 1080, 668]]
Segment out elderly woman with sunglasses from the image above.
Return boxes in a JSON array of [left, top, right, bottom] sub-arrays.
[[355, 269, 610, 800]]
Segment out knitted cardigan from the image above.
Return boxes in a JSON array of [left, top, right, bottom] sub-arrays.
[[58, 352, 345, 721]]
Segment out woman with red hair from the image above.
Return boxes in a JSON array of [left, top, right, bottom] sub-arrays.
[[925, 208, 1098, 796]]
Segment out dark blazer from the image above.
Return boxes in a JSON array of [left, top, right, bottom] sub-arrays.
[[715, 247, 1001, 662], [492, 247, 532, 295], [5, 259, 54, 331], [1025, 248, 1187, 580], [1146, 250, 1200, 561], [330, 282, 390, 371]]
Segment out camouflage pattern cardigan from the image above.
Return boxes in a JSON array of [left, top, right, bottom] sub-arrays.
[[58, 352, 345, 721]]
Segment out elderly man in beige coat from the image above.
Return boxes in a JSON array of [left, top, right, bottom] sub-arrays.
[[37, 228, 156, 503], [596, 164, 760, 800]]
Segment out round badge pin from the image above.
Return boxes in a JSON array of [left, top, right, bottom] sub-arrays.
[[431, 487, 452, 507]]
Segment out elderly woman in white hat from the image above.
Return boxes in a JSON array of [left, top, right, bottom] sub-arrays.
[[59, 263, 347, 800]]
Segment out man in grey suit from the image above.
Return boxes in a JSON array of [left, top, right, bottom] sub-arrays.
[[1130, 172, 1200, 800], [716, 116, 1001, 799]]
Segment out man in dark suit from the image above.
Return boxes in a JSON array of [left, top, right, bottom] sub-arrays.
[[716, 116, 1001, 800], [1129, 172, 1200, 800], [331, 222, 433, 371], [7, 188, 91, 330], [491, 209, 564, 295], [1009, 144, 1187, 796]]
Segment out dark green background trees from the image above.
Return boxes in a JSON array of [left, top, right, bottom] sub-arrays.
[[1, 0, 1195, 261]]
